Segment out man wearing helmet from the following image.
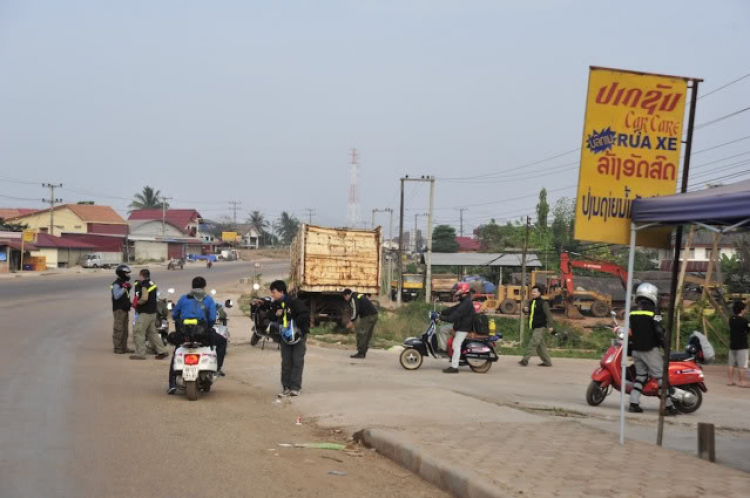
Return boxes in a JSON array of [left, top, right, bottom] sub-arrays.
[[270, 280, 310, 397], [439, 282, 475, 374], [628, 282, 677, 415], [111, 265, 134, 354]]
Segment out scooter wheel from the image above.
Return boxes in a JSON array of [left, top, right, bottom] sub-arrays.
[[674, 384, 703, 414], [399, 348, 423, 370], [586, 380, 608, 406], [186, 381, 199, 401], [467, 358, 492, 373], [250, 333, 261, 346]]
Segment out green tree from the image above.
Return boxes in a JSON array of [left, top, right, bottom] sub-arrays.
[[247, 210, 270, 246], [536, 188, 549, 229], [274, 212, 300, 245], [129, 186, 168, 212], [432, 225, 460, 252], [0, 217, 27, 232]]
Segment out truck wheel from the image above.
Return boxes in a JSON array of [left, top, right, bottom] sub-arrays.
[[186, 381, 198, 401], [591, 300, 610, 318], [399, 348, 423, 370], [500, 299, 518, 315]]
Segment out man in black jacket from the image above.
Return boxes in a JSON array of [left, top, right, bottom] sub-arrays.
[[440, 282, 475, 374], [520, 285, 555, 367], [130, 269, 169, 360], [344, 289, 378, 359], [270, 280, 310, 397]]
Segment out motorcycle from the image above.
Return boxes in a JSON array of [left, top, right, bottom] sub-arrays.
[[173, 334, 218, 401], [399, 311, 501, 373], [167, 258, 184, 270], [156, 288, 176, 346], [210, 289, 233, 351], [206, 260, 213, 269], [585, 312, 707, 413], [249, 291, 282, 349]]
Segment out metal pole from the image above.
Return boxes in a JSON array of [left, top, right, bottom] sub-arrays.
[[657, 79, 700, 446], [425, 177, 435, 304], [620, 222, 637, 444], [371, 209, 376, 229], [389, 208, 394, 299], [397, 179, 405, 306], [413, 213, 418, 253], [519, 216, 530, 344]]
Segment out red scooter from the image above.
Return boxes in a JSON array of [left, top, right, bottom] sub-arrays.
[[585, 313, 707, 414]]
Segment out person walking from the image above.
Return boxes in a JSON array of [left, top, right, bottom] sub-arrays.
[[130, 269, 169, 360], [728, 300, 750, 387], [270, 280, 310, 397], [111, 265, 134, 354], [344, 289, 378, 359], [519, 285, 554, 367]]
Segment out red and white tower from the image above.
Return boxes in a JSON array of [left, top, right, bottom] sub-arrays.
[[347, 148, 359, 228]]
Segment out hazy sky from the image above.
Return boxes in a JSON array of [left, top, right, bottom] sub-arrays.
[[1, 1, 748, 235]]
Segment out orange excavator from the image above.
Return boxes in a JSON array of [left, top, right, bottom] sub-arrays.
[[557, 253, 629, 319]]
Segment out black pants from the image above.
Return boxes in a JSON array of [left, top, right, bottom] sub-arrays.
[[168, 330, 227, 388], [280, 335, 306, 391]]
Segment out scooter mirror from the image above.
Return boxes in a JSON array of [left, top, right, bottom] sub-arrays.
[[210, 289, 217, 295], [168, 288, 175, 294], [253, 283, 260, 291]]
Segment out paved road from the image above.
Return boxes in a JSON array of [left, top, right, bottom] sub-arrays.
[[0, 260, 447, 498]]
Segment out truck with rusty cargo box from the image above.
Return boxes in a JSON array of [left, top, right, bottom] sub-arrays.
[[290, 224, 382, 326]]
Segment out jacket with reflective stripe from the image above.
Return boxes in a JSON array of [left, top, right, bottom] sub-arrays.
[[135, 280, 158, 314], [629, 309, 661, 351]]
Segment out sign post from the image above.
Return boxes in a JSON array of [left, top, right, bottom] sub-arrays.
[[20, 230, 37, 272]]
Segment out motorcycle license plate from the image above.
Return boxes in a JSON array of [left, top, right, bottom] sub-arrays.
[[182, 365, 199, 381]]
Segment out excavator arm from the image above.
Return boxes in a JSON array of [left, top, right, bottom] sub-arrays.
[[559, 253, 629, 319]]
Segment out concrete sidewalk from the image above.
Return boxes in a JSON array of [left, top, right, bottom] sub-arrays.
[[221, 304, 750, 498]]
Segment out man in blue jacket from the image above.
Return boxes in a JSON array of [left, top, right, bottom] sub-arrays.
[[166, 276, 226, 394]]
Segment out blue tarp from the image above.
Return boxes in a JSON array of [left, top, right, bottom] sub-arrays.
[[631, 179, 750, 227]]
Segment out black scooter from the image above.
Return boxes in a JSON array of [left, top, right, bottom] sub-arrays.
[[399, 311, 501, 373]]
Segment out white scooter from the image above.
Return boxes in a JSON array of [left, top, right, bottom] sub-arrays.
[[210, 289, 234, 351]]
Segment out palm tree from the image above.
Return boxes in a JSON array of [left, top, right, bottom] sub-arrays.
[[129, 186, 167, 212], [274, 212, 300, 245], [247, 210, 270, 246]]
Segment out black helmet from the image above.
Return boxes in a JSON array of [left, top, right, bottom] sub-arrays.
[[116, 264, 131, 281]]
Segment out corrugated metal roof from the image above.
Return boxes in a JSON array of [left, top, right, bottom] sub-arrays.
[[426, 252, 542, 267]]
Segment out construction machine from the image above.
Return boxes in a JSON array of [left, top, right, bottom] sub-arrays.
[[557, 253, 628, 319]]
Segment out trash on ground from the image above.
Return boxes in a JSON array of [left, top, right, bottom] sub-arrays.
[[278, 443, 348, 451], [329, 471, 348, 476]]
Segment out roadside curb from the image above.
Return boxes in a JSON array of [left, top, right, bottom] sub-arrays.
[[356, 428, 505, 498]]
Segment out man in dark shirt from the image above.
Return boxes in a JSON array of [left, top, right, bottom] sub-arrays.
[[728, 301, 750, 387], [270, 280, 310, 397], [344, 289, 379, 359]]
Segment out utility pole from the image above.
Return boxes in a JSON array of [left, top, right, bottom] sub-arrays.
[[304, 208, 316, 225], [425, 177, 435, 304], [161, 196, 173, 240], [42, 183, 63, 235], [229, 201, 242, 231], [519, 216, 530, 344], [458, 207, 468, 237], [372, 208, 393, 296], [397, 179, 405, 306]]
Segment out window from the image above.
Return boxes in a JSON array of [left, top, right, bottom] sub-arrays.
[[705, 249, 713, 260]]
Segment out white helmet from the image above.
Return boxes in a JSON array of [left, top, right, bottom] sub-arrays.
[[635, 282, 658, 306]]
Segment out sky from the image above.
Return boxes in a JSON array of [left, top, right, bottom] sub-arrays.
[[1, 0, 748, 236]]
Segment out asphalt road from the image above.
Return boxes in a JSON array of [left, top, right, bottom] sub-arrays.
[[0, 260, 447, 498]]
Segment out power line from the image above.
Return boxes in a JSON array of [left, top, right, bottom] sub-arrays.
[[699, 72, 750, 100], [693, 105, 750, 131]]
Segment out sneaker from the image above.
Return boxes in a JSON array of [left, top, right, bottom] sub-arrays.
[[290, 390, 300, 396], [629, 403, 643, 413], [217, 369, 226, 377], [350, 352, 366, 359], [278, 389, 292, 398], [538, 363, 552, 367], [129, 355, 147, 360], [154, 353, 169, 360], [114, 350, 126, 354], [518, 360, 528, 366], [442, 367, 459, 374], [167, 387, 177, 395]]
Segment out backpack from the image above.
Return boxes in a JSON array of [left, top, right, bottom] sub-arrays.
[[472, 314, 490, 335]]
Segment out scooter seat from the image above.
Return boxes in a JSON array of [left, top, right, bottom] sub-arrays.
[[669, 352, 692, 362]]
